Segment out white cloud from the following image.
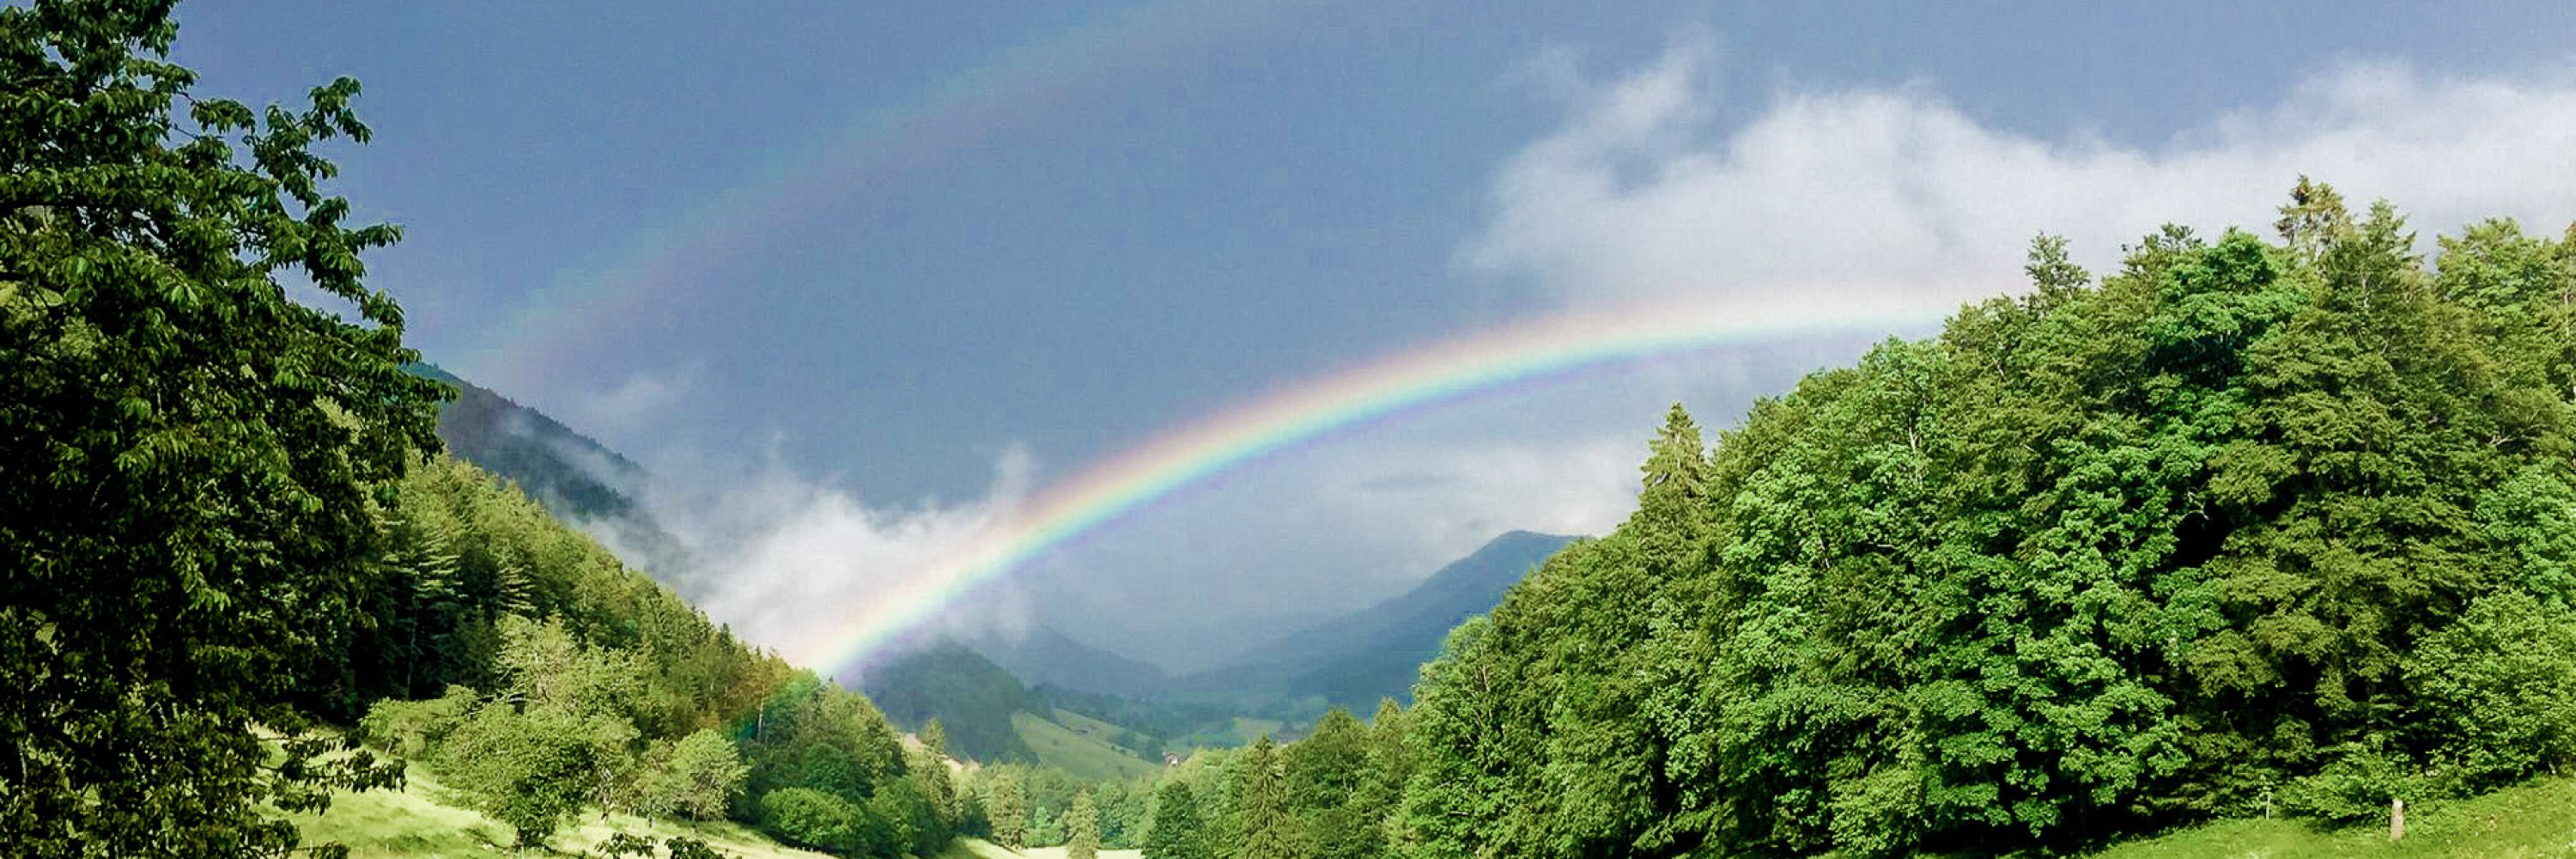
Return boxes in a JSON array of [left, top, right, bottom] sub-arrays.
[[601, 445, 1039, 670], [568, 367, 698, 438], [1466, 44, 2576, 307]]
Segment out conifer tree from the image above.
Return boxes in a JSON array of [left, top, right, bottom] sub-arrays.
[[1630, 403, 1710, 570], [1356, 699, 1413, 846], [908, 717, 960, 838], [923, 718, 950, 759], [1143, 781, 1210, 859], [988, 770, 1028, 850], [1067, 789, 1102, 859], [1233, 735, 1298, 859]]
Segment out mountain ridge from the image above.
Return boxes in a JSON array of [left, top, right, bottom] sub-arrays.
[[1178, 530, 1577, 710]]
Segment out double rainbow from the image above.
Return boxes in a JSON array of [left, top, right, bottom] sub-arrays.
[[787, 296, 1943, 672]]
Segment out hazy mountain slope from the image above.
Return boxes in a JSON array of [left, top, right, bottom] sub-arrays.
[[859, 641, 1042, 765], [408, 364, 698, 592], [861, 641, 1181, 779], [963, 624, 1170, 699], [1183, 530, 1575, 709], [410, 364, 641, 520]]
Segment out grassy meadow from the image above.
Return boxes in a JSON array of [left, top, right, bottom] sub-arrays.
[[2078, 776, 2576, 859], [289, 765, 832, 859], [936, 840, 1141, 859], [1013, 710, 1163, 782]]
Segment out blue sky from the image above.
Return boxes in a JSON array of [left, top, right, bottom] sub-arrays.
[[179, 2, 2576, 667]]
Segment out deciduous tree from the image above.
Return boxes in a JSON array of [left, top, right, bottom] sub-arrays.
[[0, 1, 447, 855]]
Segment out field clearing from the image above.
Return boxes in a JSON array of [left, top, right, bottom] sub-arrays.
[[1013, 710, 1162, 782], [1049, 708, 1134, 745], [289, 765, 830, 859]]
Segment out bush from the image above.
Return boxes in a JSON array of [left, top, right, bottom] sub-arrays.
[[759, 787, 864, 853], [2409, 589, 2576, 787], [2281, 742, 2426, 824], [357, 685, 479, 758]]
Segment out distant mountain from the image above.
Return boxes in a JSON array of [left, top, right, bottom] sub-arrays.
[[411, 364, 639, 519], [859, 641, 1042, 765], [861, 640, 1182, 780], [962, 624, 1170, 699], [1182, 530, 1576, 710]]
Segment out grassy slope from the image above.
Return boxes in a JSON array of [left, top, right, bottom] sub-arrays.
[[1183, 716, 1286, 746], [2081, 777, 2576, 859], [1012, 711, 1161, 782], [1048, 708, 1131, 746], [290, 765, 830, 859]]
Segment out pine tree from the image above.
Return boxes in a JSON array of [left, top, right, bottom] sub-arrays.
[[1067, 790, 1102, 859], [914, 718, 959, 830], [988, 770, 1028, 850], [1234, 735, 1297, 859], [1143, 781, 1210, 859], [1629, 403, 1710, 571], [923, 718, 950, 759], [1356, 699, 1413, 849]]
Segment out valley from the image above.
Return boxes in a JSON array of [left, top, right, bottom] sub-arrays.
[[15, 4, 2576, 859]]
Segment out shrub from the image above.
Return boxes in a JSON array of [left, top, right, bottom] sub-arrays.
[[357, 685, 479, 758], [759, 787, 863, 853]]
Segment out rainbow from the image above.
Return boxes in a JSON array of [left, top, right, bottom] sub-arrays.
[[787, 295, 1946, 671], [453, 0, 1304, 389]]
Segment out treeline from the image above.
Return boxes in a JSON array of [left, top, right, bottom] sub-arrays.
[[1382, 187, 2576, 856], [1080, 186, 2576, 859], [957, 702, 1412, 859]]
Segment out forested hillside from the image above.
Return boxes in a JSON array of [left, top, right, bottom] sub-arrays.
[[1067, 189, 2576, 859], [1391, 187, 2576, 856], [863, 643, 1044, 765], [0, 7, 967, 855]]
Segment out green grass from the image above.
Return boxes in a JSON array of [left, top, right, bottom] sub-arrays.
[[1048, 708, 1132, 746], [2085, 777, 2576, 859], [289, 764, 830, 858], [933, 838, 1141, 859], [1012, 711, 1161, 783]]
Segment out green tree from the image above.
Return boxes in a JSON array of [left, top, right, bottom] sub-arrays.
[[905, 733, 959, 849], [437, 704, 632, 849], [863, 778, 926, 858], [988, 769, 1028, 850], [1284, 707, 1376, 859], [1232, 735, 1297, 859], [641, 728, 749, 821], [1632, 402, 1710, 568], [2407, 590, 2576, 788], [738, 671, 907, 812], [1143, 781, 1212, 859], [1394, 185, 2576, 856], [1354, 699, 1412, 849], [1068, 790, 1103, 859], [759, 787, 863, 855], [0, 2, 448, 855]]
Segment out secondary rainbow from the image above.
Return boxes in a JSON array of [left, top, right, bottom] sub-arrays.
[[456, 0, 1303, 388], [788, 297, 1946, 671]]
